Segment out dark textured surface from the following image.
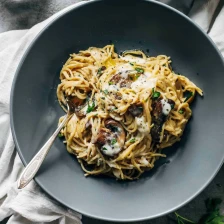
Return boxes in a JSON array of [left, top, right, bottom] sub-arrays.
[[1, 0, 224, 224]]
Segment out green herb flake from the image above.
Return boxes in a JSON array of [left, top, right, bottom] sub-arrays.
[[129, 138, 136, 143], [152, 88, 161, 99], [129, 62, 134, 66], [111, 139, 117, 145], [109, 81, 114, 85], [103, 90, 109, 95], [179, 109, 184, 114], [58, 133, 63, 138], [97, 66, 106, 75], [86, 101, 95, 113], [135, 67, 144, 74], [97, 68, 102, 75], [101, 97, 105, 100], [102, 147, 107, 151]]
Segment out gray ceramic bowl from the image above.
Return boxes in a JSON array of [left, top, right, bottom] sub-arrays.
[[10, 0, 224, 222]]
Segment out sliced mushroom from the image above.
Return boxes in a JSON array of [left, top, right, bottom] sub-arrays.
[[95, 128, 111, 145], [128, 104, 143, 117], [104, 119, 125, 142], [110, 74, 122, 84], [95, 119, 125, 156], [109, 71, 137, 89], [150, 99, 164, 142], [66, 96, 87, 117], [150, 98, 174, 143], [120, 79, 132, 88]]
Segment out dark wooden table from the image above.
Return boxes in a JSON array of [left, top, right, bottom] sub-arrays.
[[0, 0, 223, 223]]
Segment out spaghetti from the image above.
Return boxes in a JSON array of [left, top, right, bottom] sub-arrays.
[[57, 45, 202, 180]]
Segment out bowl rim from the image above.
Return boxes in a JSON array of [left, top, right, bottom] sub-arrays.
[[10, 0, 224, 222]]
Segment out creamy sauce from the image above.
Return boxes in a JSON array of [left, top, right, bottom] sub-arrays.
[[136, 116, 150, 134], [144, 71, 153, 77], [116, 63, 136, 79], [161, 99, 171, 115], [107, 84, 119, 93], [131, 75, 157, 92], [103, 83, 119, 93], [101, 142, 121, 156]]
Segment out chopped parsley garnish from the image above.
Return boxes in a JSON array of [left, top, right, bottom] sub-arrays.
[[129, 62, 134, 66], [129, 138, 136, 143], [102, 147, 107, 151], [153, 92, 160, 99], [97, 68, 102, 75], [179, 109, 184, 114], [97, 66, 106, 75], [184, 91, 194, 102], [103, 90, 109, 95], [111, 139, 117, 145], [135, 67, 144, 74], [152, 88, 161, 99], [58, 133, 63, 138], [109, 81, 114, 85], [86, 101, 95, 113]]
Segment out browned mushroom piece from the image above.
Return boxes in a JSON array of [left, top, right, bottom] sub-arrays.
[[66, 96, 87, 117], [109, 71, 135, 89], [95, 128, 111, 145], [110, 74, 122, 84], [104, 119, 125, 146], [95, 119, 126, 156], [150, 99, 164, 142], [150, 98, 175, 143], [167, 99, 175, 109], [120, 79, 132, 88], [128, 104, 143, 117]]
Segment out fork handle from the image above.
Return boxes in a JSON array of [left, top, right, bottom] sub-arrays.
[[17, 114, 70, 189]]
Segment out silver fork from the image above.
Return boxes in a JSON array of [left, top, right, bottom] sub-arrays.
[[17, 99, 73, 189]]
